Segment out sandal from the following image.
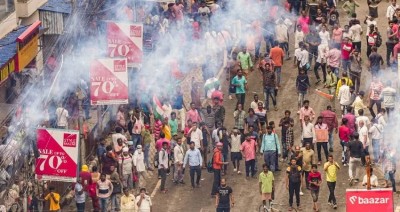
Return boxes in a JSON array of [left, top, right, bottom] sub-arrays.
[[288, 207, 293, 211]]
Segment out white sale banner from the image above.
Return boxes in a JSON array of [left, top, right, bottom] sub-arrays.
[[35, 129, 79, 182], [90, 58, 129, 105], [107, 21, 143, 66]]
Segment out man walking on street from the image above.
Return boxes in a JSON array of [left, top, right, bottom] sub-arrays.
[[241, 135, 258, 178], [173, 137, 185, 184], [348, 132, 363, 182], [260, 126, 281, 172], [286, 158, 302, 211], [215, 178, 234, 212], [231, 69, 248, 106], [324, 155, 340, 209], [212, 142, 229, 196], [259, 164, 274, 210], [159, 142, 169, 193], [270, 41, 285, 87], [320, 106, 338, 152], [263, 63, 278, 111], [183, 141, 203, 189]]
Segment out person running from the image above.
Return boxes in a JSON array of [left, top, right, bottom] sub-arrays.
[[259, 164, 274, 210], [215, 178, 234, 212], [286, 157, 302, 211], [324, 155, 340, 209], [308, 164, 322, 212]]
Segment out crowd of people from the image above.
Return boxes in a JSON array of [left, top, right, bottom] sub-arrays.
[[26, 0, 400, 211]]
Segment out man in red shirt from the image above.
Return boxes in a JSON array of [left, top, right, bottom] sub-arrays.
[[339, 118, 351, 165], [341, 37, 353, 73], [320, 106, 338, 152], [211, 142, 228, 196]]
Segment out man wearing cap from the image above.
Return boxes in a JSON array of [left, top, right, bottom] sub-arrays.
[[183, 141, 203, 188], [133, 145, 146, 189], [211, 142, 229, 196], [118, 147, 134, 190], [159, 142, 169, 193]]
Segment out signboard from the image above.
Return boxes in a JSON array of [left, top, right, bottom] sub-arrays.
[[35, 129, 79, 182], [346, 188, 393, 212], [90, 58, 129, 105], [107, 21, 143, 66], [0, 58, 15, 84], [16, 20, 40, 71]]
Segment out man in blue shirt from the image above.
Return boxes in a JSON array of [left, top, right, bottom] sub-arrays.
[[183, 141, 203, 189], [260, 126, 281, 172]]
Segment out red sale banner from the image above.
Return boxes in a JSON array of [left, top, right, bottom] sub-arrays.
[[90, 58, 129, 105], [35, 129, 79, 182], [346, 188, 393, 212], [107, 21, 143, 66]]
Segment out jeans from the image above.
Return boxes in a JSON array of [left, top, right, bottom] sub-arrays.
[[144, 143, 150, 168], [174, 163, 184, 183], [245, 159, 256, 177], [264, 87, 277, 110], [352, 41, 361, 52], [76, 202, 85, 212], [274, 66, 282, 86], [190, 165, 202, 187], [317, 142, 328, 162], [309, 47, 318, 65], [369, 99, 381, 118], [110, 193, 120, 211], [297, 91, 306, 109], [216, 208, 231, 212], [342, 59, 351, 73], [340, 141, 349, 163], [329, 66, 339, 77], [289, 182, 301, 207], [91, 196, 100, 212], [386, 107, 395, 118], [131, 134, 142, 147], [122, 173, 133, 190], [327, 182, 337, 205], [386, 42, 394, 65], [389, 171, 397, 192], [372, 139, 381, 163], [349, 157, 361, 179], [313, 62, 326, 81], [160, 168, 167, 190], [212, 169, 221, 195], [263, 151, 277, 171], [303, 170, 310, 188], [99, 197, 109, 212], [350, 71, 361, 93], [235, 93, 246, 106], [361, 146, 370, 166], [328, 131, 334, 150]]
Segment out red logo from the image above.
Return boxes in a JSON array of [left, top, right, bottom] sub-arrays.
[[114, 60, 126, 72], [346, 189, 393, 212], [63, 133, 77, 147], [130, 26, 142, 37]]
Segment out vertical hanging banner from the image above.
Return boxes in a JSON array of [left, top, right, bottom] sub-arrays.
[[90, 58, 129, 105], [35, 129, 79, 182], [107, 21, 143, 67]]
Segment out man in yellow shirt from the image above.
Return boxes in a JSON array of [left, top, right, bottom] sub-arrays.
[[162, 117, 172, 140], [324, 155, 340, 209], [351, 91, 367, 116], [44, 186, 60, 212], [335, 72, 353, 96], [121, 187, 138, 212], [259, 164, 274, 210]]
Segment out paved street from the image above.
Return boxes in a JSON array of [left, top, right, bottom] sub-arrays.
[[149, 1, 400, 212]]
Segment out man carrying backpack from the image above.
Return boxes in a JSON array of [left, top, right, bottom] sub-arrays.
[[286, 157, 302, 211], [183, 141, 203, 189]]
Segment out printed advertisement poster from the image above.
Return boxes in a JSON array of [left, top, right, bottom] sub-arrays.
[[346, 188, 393, 212]]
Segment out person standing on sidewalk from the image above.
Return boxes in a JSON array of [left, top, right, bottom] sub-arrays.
[[215, 178, 235, 212], [324, 155, 340, 209], [241, 135, 258, 178], [173, 137, 185, 184], [136, 188, 152, 212], [286, 158, 302, 211], [183, 141, 203, 189], [212, 142, 229, 196], [120, 187, 138, 212], [260, 126, 281, 172], [159, 142, 169, 193]]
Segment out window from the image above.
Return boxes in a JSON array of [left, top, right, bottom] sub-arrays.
[[0, 0, 15, 21]]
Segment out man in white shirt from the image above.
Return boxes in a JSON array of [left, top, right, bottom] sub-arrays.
[[302, 115, 316, 149], [319, 25, 330, 45], [173, 138, 185, 184], [337, 79, 352, 114], [364, 16, 377, 37], [133, 145, 146, 188], [298, 44, 310, 71], [189, 122, 203, 150], [314, 43, 329, 83], [362, 168, 379, 188], [369, 119, 383, 163], [358, 120, 369, 166], [136, 188, 152, 212], [386, 0, 399, 21], [250, 94, 263, 110], [230, 129, 242, 174], [275, 19, 289, 45], [350, 23, 363, 51], [56, 105, 69, 129], [380, 80, 397, 117], [159, 142, 169, 193], [355, 109, 370, 130], [112, 127, 128, 150]]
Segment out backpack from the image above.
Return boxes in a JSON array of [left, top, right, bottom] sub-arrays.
[[289, 166, 301, 183], [207, 152, 216, 173], [375, 32, 382, 47]]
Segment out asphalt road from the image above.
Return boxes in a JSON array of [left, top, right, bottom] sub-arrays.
[[150, 1, 400, 212]]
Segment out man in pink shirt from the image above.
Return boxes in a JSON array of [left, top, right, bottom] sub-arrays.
[[343, 106, 356, 135], [297, 11, 310, 34], [326, 45, 341, 76], [368, 77, 384, 118], [320, 106, 338, 152], [240, 135, 258, 177], [156, 132, 171, 153], [299, 100, 316, 124], [186, 102, 202, 125], [332, 24, 343, 45], [211, 89, 224, 106]]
